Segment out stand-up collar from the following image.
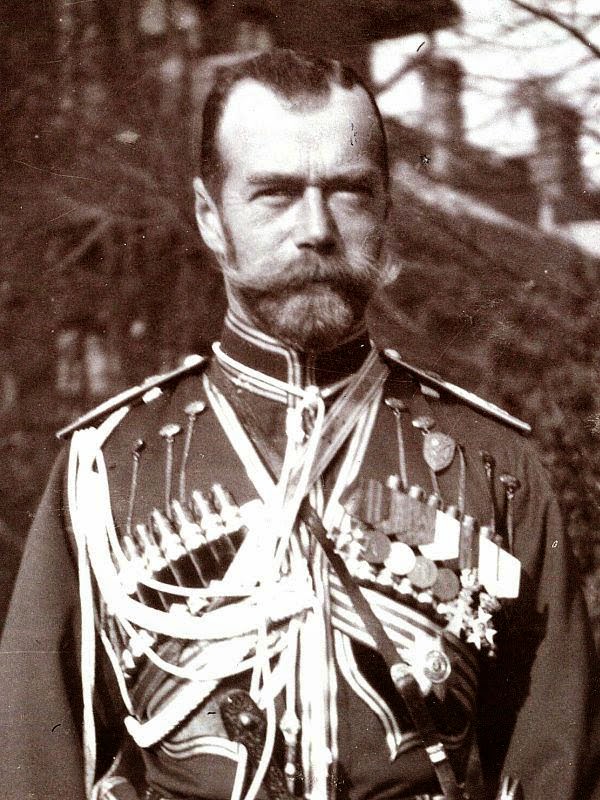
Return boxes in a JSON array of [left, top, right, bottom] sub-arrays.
[[215, 311, 374, 398]]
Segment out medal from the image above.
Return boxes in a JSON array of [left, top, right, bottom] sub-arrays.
[[458, 514, 479, 570], [360, 530, 392, 564], [384, 541, 417, 576], [432, 567, 460, 601], [423, 431, 456, 473], [412, 415, 456, 474], [407, 555, 438, 589]]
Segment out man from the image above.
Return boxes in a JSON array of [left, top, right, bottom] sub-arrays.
[[0, 49, 598, 800]]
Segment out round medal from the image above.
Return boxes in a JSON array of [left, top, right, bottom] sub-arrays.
[[432, 567, 461, 601], [423, 431, 456, 473], [408, 556, 438, 589], [361, 531, 392, 564], [384, 542, 417, 576]]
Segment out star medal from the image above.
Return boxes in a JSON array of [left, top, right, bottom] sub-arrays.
[[423, 431, 456, 473], [466, 607, 497, 651]]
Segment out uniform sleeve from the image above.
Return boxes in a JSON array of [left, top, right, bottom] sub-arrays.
[[478, 444, 600, 800], [0, 450, 87, 799]]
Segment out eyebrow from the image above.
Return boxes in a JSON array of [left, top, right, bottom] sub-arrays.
[[245, 168, 384, 190]]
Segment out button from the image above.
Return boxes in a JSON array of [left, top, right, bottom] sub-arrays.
[[423, 649, 451, 683]]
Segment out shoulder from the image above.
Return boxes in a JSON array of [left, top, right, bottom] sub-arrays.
[[378, 346, 544, 496], [56, 355, 209, 440], [381, 347, 531, 437], [377, 348, 558, 552]]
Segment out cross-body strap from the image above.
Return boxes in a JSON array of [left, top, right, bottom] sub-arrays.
[[212, 366, 463, 800], [299, 501, 462, 800]]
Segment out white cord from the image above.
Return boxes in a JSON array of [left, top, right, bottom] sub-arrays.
[[240, 615, 277, 800], [229, 744, 249, 800], [68, 430, 98, 799]]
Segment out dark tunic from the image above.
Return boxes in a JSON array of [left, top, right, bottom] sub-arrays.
[[1, 316, 599, 800]]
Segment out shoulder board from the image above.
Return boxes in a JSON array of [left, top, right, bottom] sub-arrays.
[[382, 348, 531, 435], [56, 354, 208, 440]]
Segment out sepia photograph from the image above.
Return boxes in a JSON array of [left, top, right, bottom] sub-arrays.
[[1, 1, 599, 798]]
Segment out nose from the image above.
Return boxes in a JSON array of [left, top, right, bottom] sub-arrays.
[[294, 187, 336, 253]]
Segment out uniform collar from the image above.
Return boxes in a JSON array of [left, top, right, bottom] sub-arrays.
[[215, 311, 374, 399]]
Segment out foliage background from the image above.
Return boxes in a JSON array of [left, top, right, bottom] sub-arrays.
[[1, 0, 599, 645]]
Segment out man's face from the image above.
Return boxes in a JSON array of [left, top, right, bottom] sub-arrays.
[[209, 79, 389, 351]]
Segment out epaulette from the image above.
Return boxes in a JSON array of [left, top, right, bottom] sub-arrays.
[[382, 348, 531, 435], [56, 354, 208, 440]]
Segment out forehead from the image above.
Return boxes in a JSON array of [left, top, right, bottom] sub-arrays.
[[216, 78, 384, 182]]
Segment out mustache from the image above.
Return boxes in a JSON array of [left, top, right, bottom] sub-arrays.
[[221, 251, 382, 295]]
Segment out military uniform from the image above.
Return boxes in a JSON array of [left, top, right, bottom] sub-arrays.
[[1, 311, 599, 800]]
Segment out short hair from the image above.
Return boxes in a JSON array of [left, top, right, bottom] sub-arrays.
[[199, 48, 389, 199]]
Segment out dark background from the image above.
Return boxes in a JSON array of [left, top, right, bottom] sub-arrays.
[[1, 0, 600, 644]]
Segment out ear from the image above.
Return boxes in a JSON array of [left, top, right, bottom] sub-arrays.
[[193, 177, 226, 260]]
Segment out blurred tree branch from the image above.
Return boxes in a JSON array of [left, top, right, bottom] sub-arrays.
[[508, 0, 600, 58]]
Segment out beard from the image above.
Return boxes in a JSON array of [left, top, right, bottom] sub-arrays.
[[247, 281, 363, 351], [221, 237, 385, 352]]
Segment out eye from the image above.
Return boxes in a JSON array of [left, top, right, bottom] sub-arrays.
[[333, 181, 375, 200], [251, 185, 301, 202]]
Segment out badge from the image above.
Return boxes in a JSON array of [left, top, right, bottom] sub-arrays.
[[423, 431, 456, 473]]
